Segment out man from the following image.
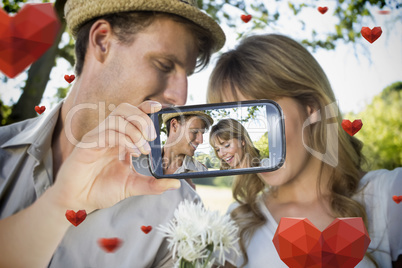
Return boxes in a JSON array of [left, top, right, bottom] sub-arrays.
[[162, 111, 213, 175], [0, 0, 225, 267]]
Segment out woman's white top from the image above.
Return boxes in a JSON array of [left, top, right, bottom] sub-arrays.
[[225, 168, 402, 268]]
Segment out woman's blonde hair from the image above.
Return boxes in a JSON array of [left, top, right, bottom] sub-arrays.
[[207, 34, 375, 267], [209, 119, 260, 170]]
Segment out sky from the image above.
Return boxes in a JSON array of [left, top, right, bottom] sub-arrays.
[[0, 1, 401, 115]]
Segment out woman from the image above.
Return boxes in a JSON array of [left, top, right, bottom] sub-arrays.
[[207, 34, 402, 268], [209, 119, 260, 170]]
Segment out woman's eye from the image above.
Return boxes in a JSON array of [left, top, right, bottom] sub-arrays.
[[225, 143, 230, 148]]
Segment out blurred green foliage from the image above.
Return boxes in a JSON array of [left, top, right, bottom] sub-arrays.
[[0, 98, 12, 125], [346, 81, 402, 170], [1, 0, 26, 13], [198, 0, 401, 50], [254, 132, 269, 158]]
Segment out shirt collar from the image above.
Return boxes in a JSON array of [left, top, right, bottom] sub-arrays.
[[181, 155, 198, 171], [1, 101, 63, 160], [174, 155, 199, 174]]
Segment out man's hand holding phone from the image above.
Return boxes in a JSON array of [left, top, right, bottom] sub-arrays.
[[51, 100, 180, 213]]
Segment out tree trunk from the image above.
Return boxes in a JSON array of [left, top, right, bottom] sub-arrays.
[[6, 0, 67, 125]]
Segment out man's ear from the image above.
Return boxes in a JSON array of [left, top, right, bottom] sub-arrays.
[[171, 119, 179, 133], [89, 20, 113, 63]]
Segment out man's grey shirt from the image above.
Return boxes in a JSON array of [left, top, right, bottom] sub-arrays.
[[0, 102, 200, 267]]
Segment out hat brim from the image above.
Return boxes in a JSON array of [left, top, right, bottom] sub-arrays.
[[162, 111, 214, 126], [65, 0, 225, 51]]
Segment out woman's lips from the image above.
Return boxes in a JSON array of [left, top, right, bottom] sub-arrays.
[[225, 155, 234, 164]]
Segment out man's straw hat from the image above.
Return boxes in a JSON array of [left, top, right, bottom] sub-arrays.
[[64, 0, 225, 51], [162, 111, 213, 126]]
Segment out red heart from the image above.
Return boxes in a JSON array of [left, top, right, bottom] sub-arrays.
[[34, 106, 46, 115], [273, 218, 371, 268], [141, 225, 152, 234], [64, 74, 75, 83], [393, 195, 402, 204], [361, 27, 382, 44], [241, 14, 252, 23], [317, 6, 328, 14], [342, 119, 363, 136], [377, 10, 391, 15], [0, 3, 61, 78], [98, 237, 123, 253], [65, 210, 87, 227]]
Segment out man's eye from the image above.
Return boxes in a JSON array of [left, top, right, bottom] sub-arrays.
[[157, 61, 174, 72]]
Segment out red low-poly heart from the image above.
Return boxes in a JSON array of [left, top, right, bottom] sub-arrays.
[[318, 6, 328, 14], [0, 3, 61, 78], [65, 210, 87, 227], [361, 27, 382, 44], [241, 14, 252, 23], [35, 106, 46, 114], [393, 195, 402, 204], [342, 119, 363, 136], [273, 218, 371, 268], [98, 238, 123, 253], [64, 74, 75, 83], [141, 225, 152, 234]]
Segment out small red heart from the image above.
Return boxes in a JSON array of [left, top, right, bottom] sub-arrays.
[[64, 74, 75, 83], [98, 237, 123, 253], [34, 106, 46, 115], [141, 225, 152, 234], [65, 210, 87, 227], [342, 119, 363, 136], [377, 10, 391, 15], [273, 218, 370, 268], [361, 27, 382, 43], [241, 14, 252, 23], [393, 195, 402, 204], [317, 6, 328, 14]]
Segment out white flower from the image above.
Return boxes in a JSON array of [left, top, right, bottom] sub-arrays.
[[158, 200, 239, 267]]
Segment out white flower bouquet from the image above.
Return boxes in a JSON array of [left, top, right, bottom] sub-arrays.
[[158, 200, 239, 268]]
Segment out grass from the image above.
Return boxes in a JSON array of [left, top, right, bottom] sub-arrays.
[[195, 184, 234, 214]]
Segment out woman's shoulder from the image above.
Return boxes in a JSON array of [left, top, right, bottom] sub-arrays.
[[359, 168, 401, 191], [357, 168, 402, 266], [353, 168, 401, 218], [227, 201, 241, 214], [354, 167, 401, 226]]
